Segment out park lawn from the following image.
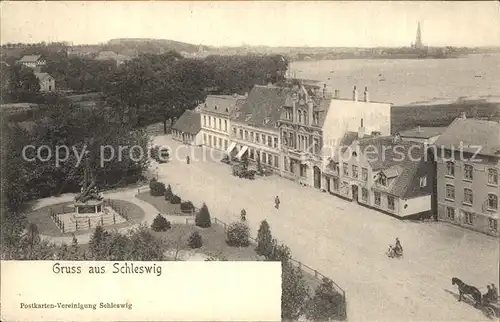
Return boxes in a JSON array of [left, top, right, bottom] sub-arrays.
[[151, 223, 263, 261], [26, 199, 145, 237], [137, 192, 192, 216]]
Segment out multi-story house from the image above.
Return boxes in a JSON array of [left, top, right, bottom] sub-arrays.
[[229, 85, 286, 171], [200, 95, 246, 152], [433, 116, 500, 236], [279, 85, 392, 189], [171, 110, 202, 146], [18, 55, 46, 72], [330, 133, 434, 218], [34, 72, 55, 92]]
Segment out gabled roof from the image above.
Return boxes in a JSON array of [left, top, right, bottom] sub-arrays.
[[18, 55, 42, 63], [202, 95, 245, 116], [172, 110, 201, 135], [34, 72, 53, 81], [233, 85, 290, 130], [398, 126, 447, 139], [433, 118, 500, 157]]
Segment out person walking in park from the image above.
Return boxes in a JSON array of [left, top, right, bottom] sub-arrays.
[[240, 209, 246, 222], [275, 196, 280, 209], [186, 155, 190, 164]]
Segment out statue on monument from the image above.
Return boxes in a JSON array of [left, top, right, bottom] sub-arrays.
[[75, 150, 103, 204]]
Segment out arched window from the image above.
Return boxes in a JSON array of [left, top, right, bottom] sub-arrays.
[[446, 161, 455, 177]]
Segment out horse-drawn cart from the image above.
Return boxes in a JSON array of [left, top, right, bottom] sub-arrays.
[[482, 299, 500, 319]]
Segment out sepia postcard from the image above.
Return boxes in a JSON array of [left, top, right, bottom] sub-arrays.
[[1, 1, 499, 321]]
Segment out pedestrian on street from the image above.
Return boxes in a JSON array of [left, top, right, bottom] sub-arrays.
[[275, 196, 280, 209], [186, 156, 190, 164], [240, 209, 246, 222]]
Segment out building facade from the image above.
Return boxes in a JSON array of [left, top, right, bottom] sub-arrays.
[[171, 110, 202, 146], [18, 55, 46, 72], [434, 117, 500, 236], [34, 72, 55, 92], [228, 85, 285, 171], [200, 95, 246, 152]]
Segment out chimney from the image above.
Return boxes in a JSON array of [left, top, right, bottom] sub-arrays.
[[364, 86, 369, 102], [353, 86, 358, 102], [358, 118, 365, 139], [322, 84, 327, 98]]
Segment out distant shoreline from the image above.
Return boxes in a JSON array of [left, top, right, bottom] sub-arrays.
[[291, 54, 465, 62]]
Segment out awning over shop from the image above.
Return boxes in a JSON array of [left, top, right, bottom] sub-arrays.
[[226, 142, 237, 155], [235, 145, 249, 159]]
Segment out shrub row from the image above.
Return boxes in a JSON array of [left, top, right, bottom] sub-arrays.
[[149, 180, 195, 213]]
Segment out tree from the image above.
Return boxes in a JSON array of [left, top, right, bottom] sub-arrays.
[[281, 262, 309, 320], [255, 220, 273, 257], [151, 214, 171, 232], [268, 239, 292, 263], [306, 277, 344, 321], [195, 203, 211, 228]]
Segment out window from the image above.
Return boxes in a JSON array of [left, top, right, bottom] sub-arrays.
[[488, 194, 498, 210], [218, 138, 222, 148], [298, 110, 302, 123], [262, 153, 267, 164], [446, 207, 455, 220], [343, 163, 349, 176], [249, 149, 254, 160], [362, 168, 368, 181], [300, 164, 307, 177], [488, 169, 499, 185], [464, 211, 474, 225], [289, 132, 294, 148], [489, 218, 498, 232], [232, 127, 237, 136], [352, 165, 358, 178], [267, 155, 272, 166], [374, 192, 381, 206], [379, 174, 387, 186], [250, 132, 254, 142], [208, 135, 212, 147], [314, 138, 320, 154], [203, 134, 207, 144], [284, 156, 289, 171], [224, 120, 228, 132], [444, 149, 452, 159], [219, 118, 222, 129], [274, 137, 278, 149], [362, 188, 368, 202], [445, 184, 455, 201], [464, 164, 473, 181], [420, 176, 427, 188], [463, 188, 473, 205], [239, 129, 243, 138], [256, 133, 260, 143], [262, 134, 266, 144], [209, 116, 212, 128], [267, 136, 272, 147], [224, 140, 228, 150], [446, 162, 455, 177], [274, 155, 279, 168], [244, 130, 248, 140], [387, 196, 395, 210], [203, 115, 207, 126]]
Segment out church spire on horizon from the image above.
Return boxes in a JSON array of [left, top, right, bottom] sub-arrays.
[[415, 21, 423, 49]]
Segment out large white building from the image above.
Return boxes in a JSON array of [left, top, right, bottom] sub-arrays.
[[200, 94, 246, 152]]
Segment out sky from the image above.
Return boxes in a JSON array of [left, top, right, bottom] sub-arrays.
[[1, 1, 500, 47]]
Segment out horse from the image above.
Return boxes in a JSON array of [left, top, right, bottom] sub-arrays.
[[452, 277, 482, 307]]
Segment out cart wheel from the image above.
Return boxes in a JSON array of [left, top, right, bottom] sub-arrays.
[[483, 306, 496, 319]]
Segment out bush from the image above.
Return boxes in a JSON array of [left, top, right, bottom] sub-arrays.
[[170, 194, 181, 204], [150, 181, 166, 196], [149, 178, 157, 189], [150, 214, 171, 232], [255, 220, 273, 257], [187, 231, 202, 249], [267, 239, 291, 263], [306, 277, 344, 321], [164, 185, 173, 201], [195, 203, 211, 228], [282, 262, 309, 320], [180, 201, 194, 212], [226, 221, 250, 247]]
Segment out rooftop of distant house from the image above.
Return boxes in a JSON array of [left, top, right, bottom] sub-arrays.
[[400, 95, 500, 106], [34, 72, 53, 81], [433, 117, 500, 157], [398, 126, 447, 139], [18, 55, 43, 63], [172, 110, 201, 135]]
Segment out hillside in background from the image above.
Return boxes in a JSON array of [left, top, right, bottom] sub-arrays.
[[104, 38, 207, 56]]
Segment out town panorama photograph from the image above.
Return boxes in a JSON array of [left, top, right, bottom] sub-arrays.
[[1, 1, 499, 321]]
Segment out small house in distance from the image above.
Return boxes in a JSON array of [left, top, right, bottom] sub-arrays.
[[171, 110, 202, 146], [18, 55, 46, 72], [34, 72, 55, 92]]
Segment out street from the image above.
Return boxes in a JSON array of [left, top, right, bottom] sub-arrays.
[[154, 135, 499, 321]]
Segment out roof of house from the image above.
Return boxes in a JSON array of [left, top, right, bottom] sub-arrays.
[[18, 55, 42, 63], [398, 126, 447, 139], [202, 95, 246, 116], [95, 51, 131, 62], [433, 118, 500, 157], [232, 85, 290, 130], [172, 110, 201, 135], [34, 72, 53, 81], [354, 136, 430, 198]]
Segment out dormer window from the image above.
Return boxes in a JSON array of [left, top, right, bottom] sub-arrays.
[[263, 118, 270, 125], [378, 173, 387, 186], [225, 108, 228, 112], [245, 114, 252, 121], [214, 105, 218, 110]]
